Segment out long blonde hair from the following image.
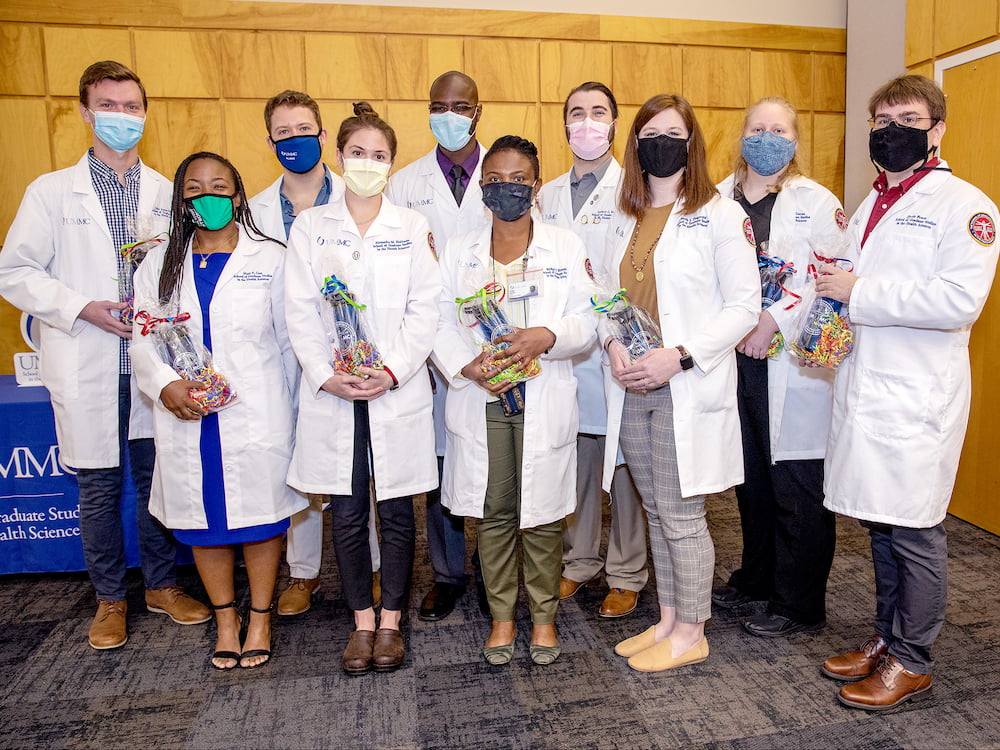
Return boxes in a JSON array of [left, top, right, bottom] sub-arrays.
[[732, 96, 803, 192]]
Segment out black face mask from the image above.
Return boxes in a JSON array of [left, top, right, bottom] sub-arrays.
[[482, 181, 534, 222], [637, 134, 689, 178], [869, 122, 933, 173]]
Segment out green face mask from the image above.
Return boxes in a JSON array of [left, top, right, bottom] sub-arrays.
[[185, 193, 235, 231]]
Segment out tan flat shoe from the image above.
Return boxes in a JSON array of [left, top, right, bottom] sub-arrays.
[[628, 636, 709, 672], [614, 625, 657, 657]]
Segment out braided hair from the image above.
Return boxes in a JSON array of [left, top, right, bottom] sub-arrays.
[[158, 151, 282, 303]]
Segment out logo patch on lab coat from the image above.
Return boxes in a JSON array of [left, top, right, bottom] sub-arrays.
[[743, 217, 756, 247], [427, 231, 437, 261], [969, 212, 996, 246], [584, 258, 595, 281], [835, 208, 848, 231]]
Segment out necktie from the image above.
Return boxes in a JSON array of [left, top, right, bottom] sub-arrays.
[[450, 164, 466, 206]]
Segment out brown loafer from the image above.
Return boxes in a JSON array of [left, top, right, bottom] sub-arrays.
[[822, 634, 888, 682], [373, 628, 405, 672], [838, 655, 932, 711], [342, 629, 376, 675], [600, 588, 639, 618], [559, 576, 588, 600]]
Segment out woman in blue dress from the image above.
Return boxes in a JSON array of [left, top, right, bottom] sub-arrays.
[[131, 152, 305, 670]]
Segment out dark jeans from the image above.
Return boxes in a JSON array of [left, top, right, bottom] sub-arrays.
[[425, 456, 468, 586], [728, 353, 835, 624], [330, 401, 414, 612], [865, 520, 947, 674], [76, 374, 176, 600]]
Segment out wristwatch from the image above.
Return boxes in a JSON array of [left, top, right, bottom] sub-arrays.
[[675, 345, 695, 371]]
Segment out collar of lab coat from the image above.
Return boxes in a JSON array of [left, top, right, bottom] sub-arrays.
[[71, 152, 160, 245], [461, 216, 563, 272], [550, 156, 622, 191], [319, 192, 406, 235]]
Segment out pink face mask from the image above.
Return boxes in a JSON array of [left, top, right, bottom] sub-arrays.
[[567, 117, 612, 161]]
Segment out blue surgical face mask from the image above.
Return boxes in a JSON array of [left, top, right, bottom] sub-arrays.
[[90, 110, 145, 152], [430, 111, 475, 152], [481, 181, 534, 222], [741, 131, 796, 176], [272, 134, 323, 174]]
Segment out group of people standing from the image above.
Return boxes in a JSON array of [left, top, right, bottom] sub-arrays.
[[1, 57, 996, 715]]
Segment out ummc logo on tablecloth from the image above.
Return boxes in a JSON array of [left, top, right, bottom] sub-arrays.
[[15, 313, 41, 386], [0, 444, 75, 478]]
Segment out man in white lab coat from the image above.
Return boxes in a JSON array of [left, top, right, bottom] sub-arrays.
[[386, 70, 491, 620], [0, 61, 209, 650], [816, 74, 998, 711], [537, 82, 647, 618], [248, 90, 383, 618]]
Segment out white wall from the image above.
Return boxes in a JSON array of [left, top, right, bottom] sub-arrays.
[[843, 0, 906, 212], [251, 0, 847, 28]]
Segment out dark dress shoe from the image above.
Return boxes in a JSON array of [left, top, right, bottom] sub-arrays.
[[372, 628, 405, 671], [343, 629, 376, 675], [743, 612, 825, 638], [419, 582, 464, 621], [711, 585, 753, 609]]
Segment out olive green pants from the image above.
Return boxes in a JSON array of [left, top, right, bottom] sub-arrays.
[[478, 401, 563, 624]]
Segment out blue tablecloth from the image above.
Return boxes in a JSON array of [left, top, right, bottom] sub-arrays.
[[0, 375, 141, 574]]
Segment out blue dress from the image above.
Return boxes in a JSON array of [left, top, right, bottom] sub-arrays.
[[173, 253, 290, 546]]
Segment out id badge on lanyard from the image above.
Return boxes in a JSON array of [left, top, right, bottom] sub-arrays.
[[507, 268, 544, 301]]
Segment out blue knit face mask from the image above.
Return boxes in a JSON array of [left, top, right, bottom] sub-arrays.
[[272, 134, 322, 173], [741, 131, 796, 176]]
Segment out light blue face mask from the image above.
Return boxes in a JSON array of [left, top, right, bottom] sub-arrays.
[[429, 111, 475, 152], [741, 130, 796, 176], [90, 110, 145, 152]]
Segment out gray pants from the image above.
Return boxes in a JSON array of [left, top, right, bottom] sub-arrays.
[[620, 387, 713, 623], [865, 520, 948, 674], [562, 434, 648, 590]]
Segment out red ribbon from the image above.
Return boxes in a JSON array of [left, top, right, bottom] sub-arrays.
[[134, 310, 191, 336]]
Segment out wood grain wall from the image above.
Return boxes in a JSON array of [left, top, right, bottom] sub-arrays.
[[0, 0, 846, 369]]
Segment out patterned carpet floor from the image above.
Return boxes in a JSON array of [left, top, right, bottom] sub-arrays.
[[1, 489, 998, 749]]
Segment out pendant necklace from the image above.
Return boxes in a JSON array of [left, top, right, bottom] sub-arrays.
[[628, 215, 664, 282]]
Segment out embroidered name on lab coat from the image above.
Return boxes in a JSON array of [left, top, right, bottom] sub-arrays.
[[895, 215, 937, 230], [232, 271, 273, 282], [543, 267, 567, 279], [372, 239, 413, 253], [677, 216, 710, 229], [153, 207, 170, 218], [795, 211, 811, 224]]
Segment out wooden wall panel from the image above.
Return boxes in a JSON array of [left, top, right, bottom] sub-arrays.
[[221, 32, 302, 99], [466, 39, 539, 102], [612, 44, 683, 105], [306, 33, 386, 101], [134, 30, 221, 99], [476, 103, 541, 158], [694, 108, 745, 184], [610, 104, 640, 166], [43, 27, 133, 98], [383, 100, 436, 171], [810, 112, 844, 203], [0, 99, 50, 238], [0, 24, 45, 96], [904, 0, 935, 66], [685, 47, 749, 109], [934, 0, 998, 57], [599, 15, 845, 52], [539, 41, 614, 103], [539, 102, 573, 181], [139, 100, 225, 180], [49, 99, 92, 171], [223, 100, 282, 198], [750, 50, 812, 109], [813, 53, 846, 112], [908, 61, 935, 79], [386, 36, 463, 101]]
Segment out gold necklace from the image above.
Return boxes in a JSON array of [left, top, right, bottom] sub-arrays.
[[628, 215, 664, 282]]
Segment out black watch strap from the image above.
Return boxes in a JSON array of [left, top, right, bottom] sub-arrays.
[[676, 345, 694, 371]]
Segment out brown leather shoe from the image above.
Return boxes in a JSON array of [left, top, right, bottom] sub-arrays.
[[559, 576, 588, 599], [145, 585, 211, 624], [599, 588, 639, 618], [838, 655, 933, 711], [821, 634, 888, 681], [277, 577, 321, 616], [373, 628, 405, 672], [89, 600, 127, 650], [342, 629, 376, 675]]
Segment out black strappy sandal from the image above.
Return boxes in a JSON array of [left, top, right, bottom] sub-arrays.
[[239, 603, 273, 669], [210, 601, 241, 671]]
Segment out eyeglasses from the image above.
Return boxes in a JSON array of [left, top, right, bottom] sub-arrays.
[[868, 114, 936, 130], [429, 103, 476, 116]]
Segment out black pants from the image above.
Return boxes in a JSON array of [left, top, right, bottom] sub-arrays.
[[728, 353, 835, 624], [329, 401, 414, 612]]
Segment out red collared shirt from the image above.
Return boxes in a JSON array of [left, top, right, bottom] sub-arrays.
[[860, 157, 941, 249]]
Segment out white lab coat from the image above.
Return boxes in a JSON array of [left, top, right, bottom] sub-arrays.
[[387, 146, 493, 454], [824, 164, 999, 528], [538, 159, 622, 435], [717, 174, 842, 461], [601, 194, 760, 495], [248, 165, 345, 242], [0, 154, 170, 468], [130, 228, 306, 529], [284, 195, 441, 499], [432, 221, 598, 528]]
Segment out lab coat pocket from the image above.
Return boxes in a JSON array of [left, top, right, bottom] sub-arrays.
[[372, 256, 410, 309], [230, 288, 270, 344], [854, 367, 935, 441]]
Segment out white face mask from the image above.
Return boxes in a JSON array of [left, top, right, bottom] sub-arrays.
[[341, 158, 390, 198]]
